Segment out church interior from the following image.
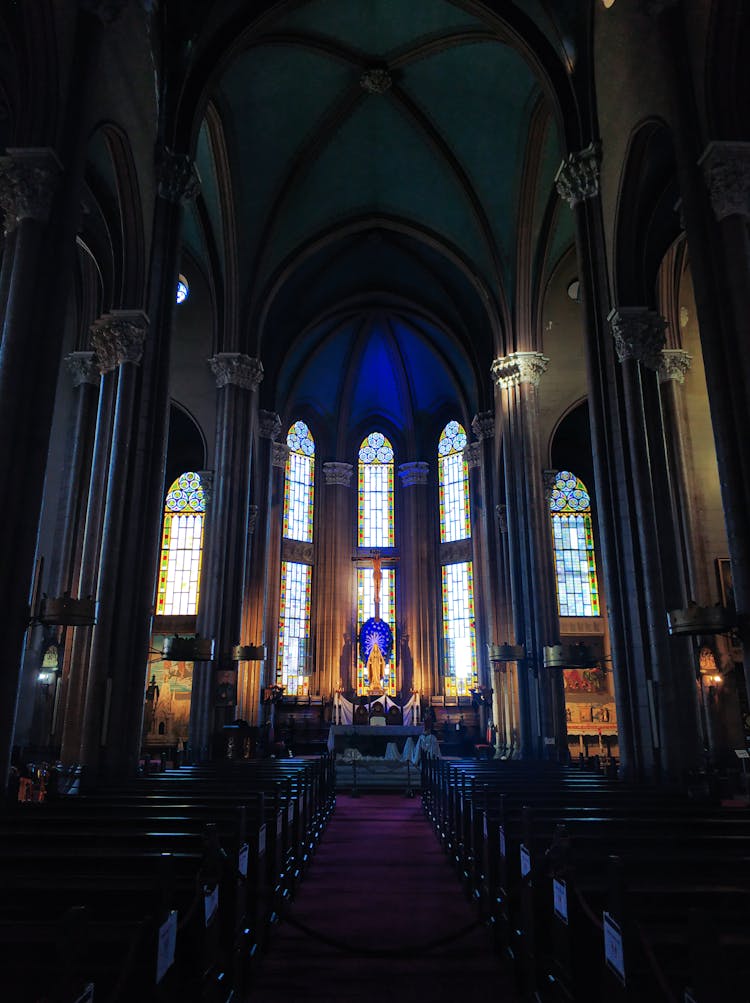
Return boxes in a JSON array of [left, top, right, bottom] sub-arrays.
[[1, 0, 749, 1000]]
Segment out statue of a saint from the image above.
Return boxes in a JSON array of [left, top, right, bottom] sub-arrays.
[[366, 641, 386, 693]]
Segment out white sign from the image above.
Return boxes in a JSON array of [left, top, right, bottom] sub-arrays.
[[553, 878, 568, 924], [238, 842, 249, 878], [735, 749, 750, 759], [499, 826, 506, 859], [544, 737, 556, 746], [156, 910, 177, 984], [520, 844, 531, 881], [204, 884, 219, 927], [259, 824, 267, 856], [603, 911, 626, 985]]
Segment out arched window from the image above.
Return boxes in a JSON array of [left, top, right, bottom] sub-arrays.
[[156, 471, 206, 615], [549, 470, 600, 617], [438, 420, 470, 542], [277, 561, 312, 696], [441, 562, 477, 696], [283, 420, 315, 542], [358, 431, 394, 547]]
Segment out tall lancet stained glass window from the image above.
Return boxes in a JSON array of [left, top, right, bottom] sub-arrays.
[[284, 420, 315, 542], [277, 561, 312, 696], [549, 470, 600, 617], [438, 420, 470, 542], [441, 562, 477, 696], [358, 432, 394, 547], [157, 471, 206, 615], [356, 567, 396, 695]]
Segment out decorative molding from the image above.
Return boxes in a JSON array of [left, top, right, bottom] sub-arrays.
[[360, 67, 392, 94], [323, 461, 354, 487], [208, 353, 263, 390], [495, 504, 508, 535], [471, 411, 494, 440], [543, 469, 558, 502], [247, 504, 259, 535], [282, 539, 314, 565], [258, 410, 282, 440], [463, 442, 481, 470], [196, 470, 214, 507], [272, 442, 290, 468], [78, 0, 128, 21], [65, 351, 99, 387], [608, 307, 667, 370], [91, 310, 149, 372], [157, 148, 201, 204], [491, 351, 549, 389], [658, 348, 692, 384], [440, 539, 472, 564], [699, 141, 750, 221], [398, 461, 429, 487], [554, 143, 600, 208], [0, 148, 62, 228]]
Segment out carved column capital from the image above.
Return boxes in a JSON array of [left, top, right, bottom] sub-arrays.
[[91, 310, 149, 372], [0, 148, 63, 229], [208, 353, 264, 390], [555, 143, 601, 208], [491, 351, 549, 389], [699, 141, 750, 221], [258, 410, 282, 440], [398, 461, 430, 486], [463, 442, 481, 470], [65, 351, 100, 387], [471, 411, 494, 439], [272, 442, 290, 468], [658, 348, 692, 384], [248, 504, 259, 535], [157, 148, 201, 204], [608, 307, 667, 369], [323, 461, 354, 486], [543, 469, 558, 502], [196, 470, 214, 507]]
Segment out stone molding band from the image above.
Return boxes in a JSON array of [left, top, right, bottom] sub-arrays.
[[208, 353, 264, 390], [491, 351, 549, 389]]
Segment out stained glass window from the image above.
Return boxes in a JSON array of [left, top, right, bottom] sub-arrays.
[[176, 274, 189, 304], [438, 420, 470, 542], [277, 561, 312, 696], [284, 420, 315, 542], [356, 568, 396, 694], [549, 470, 600, 617], [156, 471, 205, 615], [358, 432, 394, 547], [441, 562, 477, 696]]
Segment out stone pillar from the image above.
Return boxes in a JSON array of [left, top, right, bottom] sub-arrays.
[[263, 441, 289, 693], [239, 410, 281, 726], [190, 353, 263, 761], [397, 461, 437, 698], [492, 352, 566, 761], [609, 308, 702, 779], [79, 311, 149, 778], [556, 144, 651, 779], [315, 462, 355, 696]]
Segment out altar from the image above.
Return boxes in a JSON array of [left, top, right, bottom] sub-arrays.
[[327, 724, 423, 757]]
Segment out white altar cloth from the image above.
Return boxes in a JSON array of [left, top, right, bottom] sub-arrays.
[[327, 725, 440, 763]]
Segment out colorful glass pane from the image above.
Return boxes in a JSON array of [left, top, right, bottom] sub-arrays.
[[549, 470, 600, 617], [283, 420, 315, 542], [358, 432, 394, 547], [277, 561, 312, 697], [441, 562, 477, 696], [438, 420, 470, 542], [356, 568, 396, 695], [156, 472, 205, 615]]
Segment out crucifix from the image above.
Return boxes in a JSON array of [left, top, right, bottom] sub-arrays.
[[353, 549, 399, 621]]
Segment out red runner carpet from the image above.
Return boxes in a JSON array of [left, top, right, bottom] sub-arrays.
[[249, 794, 519, 1002]]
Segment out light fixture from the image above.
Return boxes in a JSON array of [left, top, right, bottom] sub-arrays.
[[566, 278, 580, 302], [488, 643, 526, 662], [667, 602, 734, 636], [231, 644, 267, 661], [163, 635, 215, 660], [38, 595, 97, 627]]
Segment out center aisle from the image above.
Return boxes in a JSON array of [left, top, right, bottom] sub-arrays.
[[250, 794, 519, 1002]]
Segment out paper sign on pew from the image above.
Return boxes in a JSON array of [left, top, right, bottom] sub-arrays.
[[259, 824, 267, 856], [499, 825, 506, 859], [520, 844, 531, 884], [553, 878, 568, 925], [603, 911, 626, 985], [204, 883, 220, 927], [288, 803, 294, 825], [156, 910, 178, 984], [239, 842, 249, 878]]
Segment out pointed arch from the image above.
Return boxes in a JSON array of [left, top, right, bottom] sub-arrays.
[[156, 472, 206, 616], [549, 470, 600, 617]]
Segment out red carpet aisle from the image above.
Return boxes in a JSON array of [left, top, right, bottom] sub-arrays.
[[249, 794, 519, 1003]]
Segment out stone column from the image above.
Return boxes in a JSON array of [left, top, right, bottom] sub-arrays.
[[492, 352, 566, 761], [263, 441, 289, 694], [190, 353, 263, 761], [609, 308, 702, 779], [239, 410, 281, 725], [79, 311, 149, 779], [397, 461, 437, 698], [556, 144, 650, 779], [315, 462, 355, 696]]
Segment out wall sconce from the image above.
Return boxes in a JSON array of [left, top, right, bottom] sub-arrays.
[[543, 644, 567, 668], [231, 644, 267, 661], [37, 596, 97, 627], [667, 602, 734, 636], [488, 643, 525, 662], [163, 635, 215, 661]]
